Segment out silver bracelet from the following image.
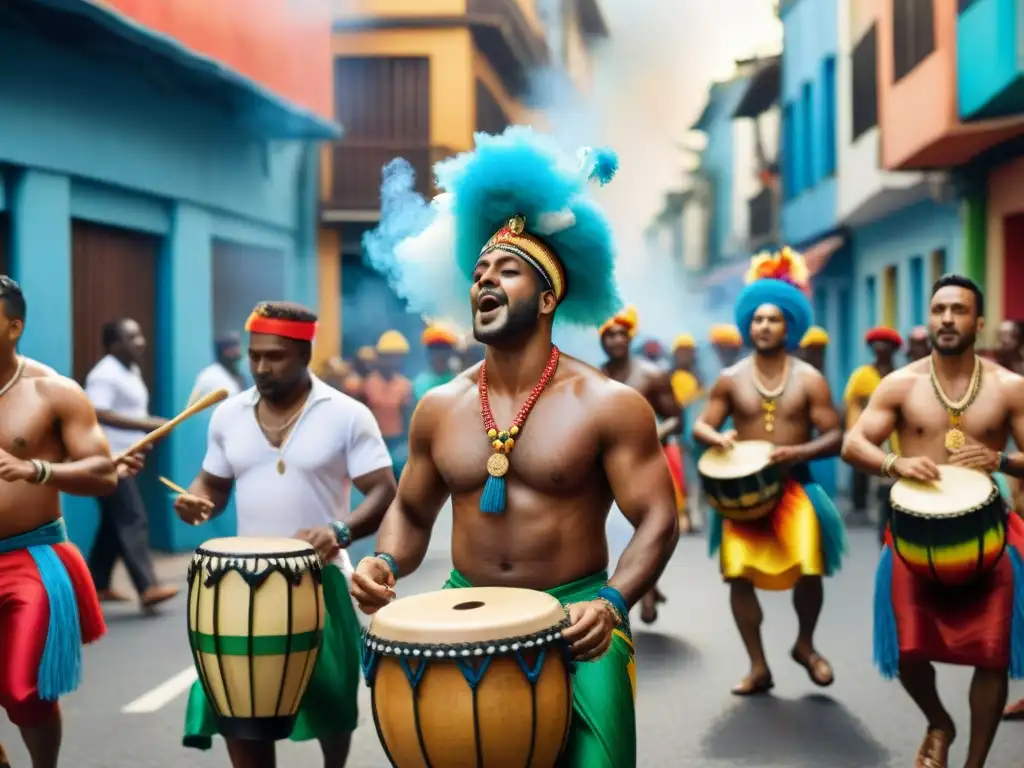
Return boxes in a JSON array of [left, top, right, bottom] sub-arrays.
[[28, 459, 51, 485]]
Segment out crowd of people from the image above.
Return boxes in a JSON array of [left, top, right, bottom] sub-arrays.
[[3, 125, 1024, 768]]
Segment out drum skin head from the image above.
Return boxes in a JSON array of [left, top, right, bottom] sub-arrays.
[[890, 465, 996, 518], [369, 587, 567, 645], [198, 536, 316, 556], [698, 440, 774, 480]]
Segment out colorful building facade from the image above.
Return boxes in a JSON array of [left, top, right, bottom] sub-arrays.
[[0, 0, 337, 553], [320, 0, 608, 371]]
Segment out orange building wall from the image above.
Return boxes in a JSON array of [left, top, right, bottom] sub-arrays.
[[101, 0, 334, 118]]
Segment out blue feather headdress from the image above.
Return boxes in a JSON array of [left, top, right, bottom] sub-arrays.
[[362, 126, 623, 328], [734, 247, 813, 351]]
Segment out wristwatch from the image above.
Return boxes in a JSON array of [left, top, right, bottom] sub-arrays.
[[330, 520, 352, 548]]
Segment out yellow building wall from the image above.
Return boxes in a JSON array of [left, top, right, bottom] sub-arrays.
[[333, 28, 476, 151], [472, 50, 538, 127], [314, 227, 342, 369], [334, 0, 467, 20], [563, 6, 593, 95]]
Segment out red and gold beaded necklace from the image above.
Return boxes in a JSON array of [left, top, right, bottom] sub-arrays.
[[478, 345, 560, 513]]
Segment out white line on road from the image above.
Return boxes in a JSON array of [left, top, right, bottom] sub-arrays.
[[121, 667, 198, 714]]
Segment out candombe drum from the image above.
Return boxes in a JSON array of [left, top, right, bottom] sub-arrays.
[[697, 439, 783, 522], [362, 587, 573, 768], [187, 537, 325, 740], [889, 465, 1008, 586]]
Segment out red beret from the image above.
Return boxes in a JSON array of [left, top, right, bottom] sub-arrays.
[[865, 327, 903, 348]]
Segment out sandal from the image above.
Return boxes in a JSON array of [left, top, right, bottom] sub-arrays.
[[790, 647, 834, 687]]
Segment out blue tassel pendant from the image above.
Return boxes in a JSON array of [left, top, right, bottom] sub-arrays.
[[872, 547, 899, 680], [1008, 546, 1024, 679], [480, 474, 507, 514]]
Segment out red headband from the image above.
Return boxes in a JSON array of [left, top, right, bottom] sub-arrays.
[[865, 327, 903, 348], [245, 314, 318, 342]]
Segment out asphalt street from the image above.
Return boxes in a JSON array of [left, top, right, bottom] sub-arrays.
[[1, 511, 1023, 767]]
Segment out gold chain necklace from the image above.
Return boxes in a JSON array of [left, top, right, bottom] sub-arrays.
[[751, 356, 790, 433], [929, 355, 982, 452], [255, 391, 313, 474], [0, 357, 25, 399]]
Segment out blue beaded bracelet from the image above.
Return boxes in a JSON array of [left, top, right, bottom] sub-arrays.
[[375, 552, 399, 579], [597, 586, 628, 619]]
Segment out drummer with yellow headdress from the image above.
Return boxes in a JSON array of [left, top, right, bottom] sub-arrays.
[[670, 334, 704, 408], [413, 322, 459, 402], [709, 324, 744, 369], [364, 330, 413, 480], [799, 326, 829, 373]]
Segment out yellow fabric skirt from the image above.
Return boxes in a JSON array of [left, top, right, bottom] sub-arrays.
[[720, 479, 824, 591]]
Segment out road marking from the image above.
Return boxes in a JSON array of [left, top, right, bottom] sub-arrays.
[[122, 667, 197, 714]]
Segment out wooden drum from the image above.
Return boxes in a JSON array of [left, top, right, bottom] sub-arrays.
[[890, 465, 1008, 586], [187, 537, 325, 740], [362, 587, 573, 768], [697, 440, 783, 522]]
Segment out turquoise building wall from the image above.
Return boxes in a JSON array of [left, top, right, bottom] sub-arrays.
[[0, 24, 323, 553]]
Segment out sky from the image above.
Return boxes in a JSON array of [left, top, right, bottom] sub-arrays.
[[544, 0, 782, 358]]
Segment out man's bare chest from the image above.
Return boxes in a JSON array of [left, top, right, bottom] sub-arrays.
[[0, 387, 56, 459], [732, 382, 809, 421], [432, 396, 600, 494], [901, 381, 1008, 447]]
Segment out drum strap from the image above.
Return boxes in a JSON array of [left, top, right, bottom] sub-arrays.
[[0, 520, 82, 700]]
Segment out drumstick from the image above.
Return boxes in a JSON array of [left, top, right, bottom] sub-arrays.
[[157, 476, 189, 496], [113, 388, 229, 463]]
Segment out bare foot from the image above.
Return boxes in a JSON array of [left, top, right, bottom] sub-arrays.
[[915, 726, 955, 768], [731, 670, 774, 696], [791, 645, 834, 687], [1003, 697, 1024, 720]]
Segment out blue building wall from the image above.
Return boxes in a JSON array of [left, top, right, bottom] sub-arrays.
[[780, 0, 839, 246], [958, 0, 1024, 120], [697, 78, 753, 266], [851, 199, 963, 368], [0, 27, 320, 553]]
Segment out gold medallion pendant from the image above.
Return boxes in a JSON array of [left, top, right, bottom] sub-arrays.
[[944, 428, 966, 452], [486, 452, 509, 478], [276, 459, 286, 475]]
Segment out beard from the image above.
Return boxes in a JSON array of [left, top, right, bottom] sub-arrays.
[[753, 338, 786, 355], [473, 291, 540, 345], [930, 329, 976, 356]]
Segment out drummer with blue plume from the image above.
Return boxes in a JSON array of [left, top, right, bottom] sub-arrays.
[[351, 126, 680, 768], [692, 246, 847, 697], [171, 301, 398, 767], [843, 274, 1024, 768]]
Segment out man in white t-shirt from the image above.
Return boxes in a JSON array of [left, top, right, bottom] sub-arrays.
[[84, 317, 179, 609], [187, 332, 246, 406], [172, 302, 397, 767]]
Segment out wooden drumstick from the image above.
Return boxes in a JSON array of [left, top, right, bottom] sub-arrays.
[[113, 388, 229, 463], [157, 476, 189, 496]]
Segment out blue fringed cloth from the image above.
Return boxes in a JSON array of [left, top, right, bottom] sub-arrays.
[[0, 519, 104, 701], [873, 510, 1024, 680]]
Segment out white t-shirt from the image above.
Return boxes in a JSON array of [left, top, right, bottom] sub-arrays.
[[202, 374, 393, 575], [84, 354, 150, 454], [189, 363, 244, 406]]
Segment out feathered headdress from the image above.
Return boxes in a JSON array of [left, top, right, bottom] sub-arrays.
[[735, 246, 813, 351], [362, 126, 623, 328], [599, 306, 639, 338]]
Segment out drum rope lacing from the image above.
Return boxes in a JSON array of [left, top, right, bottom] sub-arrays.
[[751, 356, 791, 433], [929, 355, 982, 453], [362, 620, 570, 659]]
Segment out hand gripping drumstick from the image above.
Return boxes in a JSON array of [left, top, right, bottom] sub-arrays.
[[113, 388, 230, 464]]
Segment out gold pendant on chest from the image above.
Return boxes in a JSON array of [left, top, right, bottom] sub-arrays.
[[944, 428, 965, 452], [276, 458, 286, 475], [761, 399, 776, 433]]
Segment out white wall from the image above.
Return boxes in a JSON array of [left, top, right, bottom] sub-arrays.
[[683, 196, 709, 271], [836, 0, 923, 226]]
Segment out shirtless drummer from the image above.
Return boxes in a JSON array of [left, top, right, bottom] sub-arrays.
[[843, 274, 1024, 767], [352, 127, 680, 767], [0, 275, 147, 768], [600, 306, 688, 625], [692, 248, 847, 696]]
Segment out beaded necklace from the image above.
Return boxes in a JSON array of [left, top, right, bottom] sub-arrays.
[[929, 355, 982, 452], [751, 355, 791, 433], [478, 345, 560, 514]]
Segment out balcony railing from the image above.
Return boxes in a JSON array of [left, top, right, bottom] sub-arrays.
[[323, 141, 455, 213], [748, 187, 778, 251]]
